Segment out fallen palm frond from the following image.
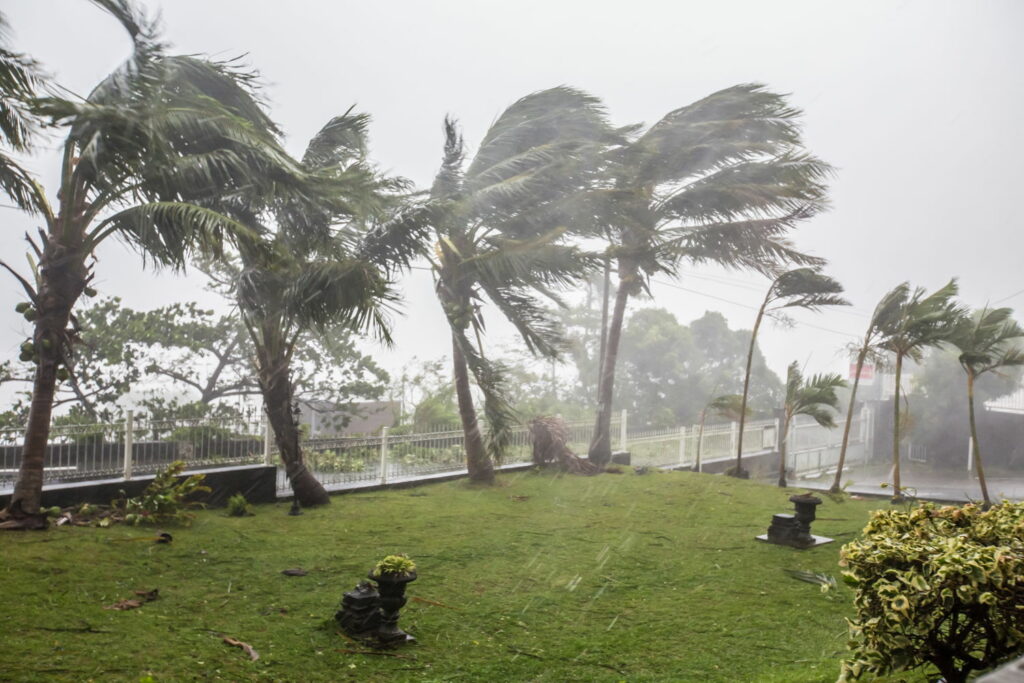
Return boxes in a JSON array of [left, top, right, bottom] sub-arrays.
[[528, 416, 601, 475], [782, 569, 836, 592]]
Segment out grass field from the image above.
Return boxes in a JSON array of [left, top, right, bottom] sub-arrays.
[[0, 469, 919, 682]]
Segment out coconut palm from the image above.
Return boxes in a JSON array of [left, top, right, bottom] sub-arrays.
[[425, 88, 614, 483], [0, 0, 328, 528], [215, 110, 421, 506], [876, 279, 962, 503], [588, 84, 832, 465], [733, 268, 848, 476], [0, 10, 45, 209], [828, 283, 908, 494], [949, 306, 1024, 507], [694, 393, 746, 473], [778, 361, 845, 488]]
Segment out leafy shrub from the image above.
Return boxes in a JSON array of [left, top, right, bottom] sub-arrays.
[[839, 502, 1024, 682], [226, 493, 253, 517], [306, 449, 368, 473], [117, 461, 211, 526], [371, 554, 416, 577]]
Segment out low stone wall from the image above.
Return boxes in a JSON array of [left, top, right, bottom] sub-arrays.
[[0, 464, 277, 509]]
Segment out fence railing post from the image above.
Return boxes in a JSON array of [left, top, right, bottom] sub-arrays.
[[380, 426, 389, 485], [678, 426, 687, 466], [263, 416, 273, 466], [619, 409, 628, 451], [730, 420, 738, 456], [122, 410, 134, 480]]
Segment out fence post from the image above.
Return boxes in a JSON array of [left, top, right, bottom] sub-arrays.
[[966, 435, 973, 474], [380, 426, 389, 485], [678, 426, 687, 466], [619, 409, 628, 451], [122, 410, 134, 480], [263, 416, 273, 466], [730, 420, 738, 456]]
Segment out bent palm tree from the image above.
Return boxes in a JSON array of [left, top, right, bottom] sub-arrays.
[[205, 110, 421, 506], [828, 283, 907, 493], [733, 267, 848, 476], [1, 0, 323, 527], [589, 84, 832, 465], [949, 306, 1024, 507], [778, 362, 845, 488], [876, 279, 962, 504], [695, 393, 746, 473], [425, 88, 613, 483]]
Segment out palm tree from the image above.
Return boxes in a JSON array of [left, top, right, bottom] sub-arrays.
[[0, 10, 45, 210], [694, 393, 745, 472], [425, 88, 613, 483], [949, 306, 1024, 507], [588, 84, 832, 465], [0, 1, 324, 528], [778, 361, 845, 488], [218, 110, 421, 506], [828, 283, 908, 494], [733, 268, 848, 476], [876, 279, 962, 503]]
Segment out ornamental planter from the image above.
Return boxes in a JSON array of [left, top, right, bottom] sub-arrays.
[[756, 493, 833, 549]]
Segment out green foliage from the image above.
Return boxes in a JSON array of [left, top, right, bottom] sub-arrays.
[[225, 493, 253, 517], [839, 502, 1024, 682], [117, 461, 211, 526], [305, 449, 368, 473], [371, 553, 416, 577]]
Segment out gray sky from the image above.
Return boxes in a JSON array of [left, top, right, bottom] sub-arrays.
[[2, 0, 1023, 393]]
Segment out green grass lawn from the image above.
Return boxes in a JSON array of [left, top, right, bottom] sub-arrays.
[[0, 469, 915, 682]]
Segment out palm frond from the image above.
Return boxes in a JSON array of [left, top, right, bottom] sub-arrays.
[[770, 267, 849, 311], [451, 326, 517, 462]]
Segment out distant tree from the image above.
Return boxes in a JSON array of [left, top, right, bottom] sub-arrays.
[[876, 279, 962, 503], [588, 84, 831, 465], [949, 306, 1024, 507], [425, 88, 611, 483], [618, 308, 782, 427], [778, 361, 845, 488], [733, 268, 848, 477], [829, 283, 907, 493]]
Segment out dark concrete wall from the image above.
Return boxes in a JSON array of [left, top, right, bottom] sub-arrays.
[[0, 464, 277, 509]]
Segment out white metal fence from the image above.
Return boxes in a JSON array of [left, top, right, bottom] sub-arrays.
[[0, 405, 866, 495]]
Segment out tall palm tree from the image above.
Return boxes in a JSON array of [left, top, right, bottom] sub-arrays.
[[949, 306, 1024, 507], [777, 361, 845, 488], [828, 283, 908, 494], [588, 84, 832, 465], [876, 279, 962, 504], [425, 88, 614, 483], [0, 0, 325, 528], [733, 267, 848, 476], [0, 10, 45, 209], [218, 110, 421, 506]]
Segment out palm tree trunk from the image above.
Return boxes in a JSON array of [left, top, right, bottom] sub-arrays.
[[695, 411, 707, 473], [256, 342, 329, 507], [778, 414, 790, 488], [3, 237, 86, 528], [830, 344, 867, 493], [588, 268, 631, 465], [891, 353, 904, 504], [966, 372, 991, 508], [734, 297, 768, 476], [452, 335, 493, 484]]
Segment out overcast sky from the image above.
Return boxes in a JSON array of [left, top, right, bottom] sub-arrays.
[[2, 0, 1022, 396]]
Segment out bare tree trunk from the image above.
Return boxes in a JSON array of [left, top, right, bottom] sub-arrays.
[[891, 353, 905, 504], [734, 296, 768, 476], [3, 237, 86, 529], [778, 414, 790, 488], [588, 268, 631, 465], [966, 372, 991, 508], [596, 256, 610, 397], [830, 345, 867, 493], [452, 335, 493, 484], [256, 342, 329, 507]]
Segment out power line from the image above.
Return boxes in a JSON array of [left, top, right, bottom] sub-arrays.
[[995, 287, 1024, 304]]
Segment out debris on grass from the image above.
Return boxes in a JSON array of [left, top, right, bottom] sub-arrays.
[[782, 569, 836, 592], [281, 568, 308, 576], [222, 636, 259, 661], [104, 589, 159, 611]]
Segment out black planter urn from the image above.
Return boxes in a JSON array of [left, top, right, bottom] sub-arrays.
[[370, 570, 417, 645]]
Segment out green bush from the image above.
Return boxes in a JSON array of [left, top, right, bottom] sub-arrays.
[[117, 461, 211, 526], [371, 554, 416, 577], [226, 493, 253, 517], [839, 502, 1024, 682], [306, 449, 368, 473]]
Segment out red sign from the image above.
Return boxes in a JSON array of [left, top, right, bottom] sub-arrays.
[[850, 363, 875, 381]]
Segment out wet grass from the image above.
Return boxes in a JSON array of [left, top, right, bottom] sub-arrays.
[[0, 469, 917, 682]]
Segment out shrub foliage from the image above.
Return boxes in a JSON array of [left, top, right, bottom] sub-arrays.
[[839, 502, 1024, 682]]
